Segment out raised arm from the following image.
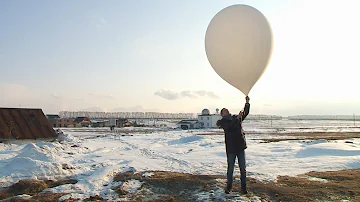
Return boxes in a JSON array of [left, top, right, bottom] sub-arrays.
[[239, 96, 250, 120], [242, 103, 250, 120]]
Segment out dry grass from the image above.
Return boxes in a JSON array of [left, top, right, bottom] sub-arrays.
[[2, 169, 360, 201], [83, 195, 108, 201], [111, 169, 360, 202], [44, 179, 78, 188], [113, 170, 136, 182], [61, 195, 107, 202], [113, 171, 225, 201], [198, 131, 360, 143], [5, 179, 48, 196], [243, 169, 360, 202], [5, 193, 67, 202], [132, 171, 224, 192], [307, 168, 360, 181], [0, 178, 77, 201], [258, 132, 360, 143]]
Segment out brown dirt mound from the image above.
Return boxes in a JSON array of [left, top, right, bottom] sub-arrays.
[[7, 179, 47, 196], [0, 178, 78, 201], [5, 193, 66, 202]]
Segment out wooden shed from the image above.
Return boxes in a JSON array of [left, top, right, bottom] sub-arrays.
[[0, 108, 58, 140]]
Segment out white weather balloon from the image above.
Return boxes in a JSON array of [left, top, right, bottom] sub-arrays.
[[205, 4, 273, 95]]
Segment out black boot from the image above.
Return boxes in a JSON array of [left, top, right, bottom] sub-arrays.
[[225, 184, 232, 194], [241, 185, 248, 194]]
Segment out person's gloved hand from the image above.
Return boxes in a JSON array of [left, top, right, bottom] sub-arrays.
[[238, 111, 244, 119]]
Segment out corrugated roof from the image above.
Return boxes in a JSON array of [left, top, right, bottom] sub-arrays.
[[73, 117, 90, 123], [46, 114, 60, 119], [0, 108, 58, 140], [198, 114, 221, 116]]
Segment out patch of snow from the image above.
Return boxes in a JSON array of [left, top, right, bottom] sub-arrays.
[[296, 142, 360, 158], [58, 193, 85, 201], [58, 132, 79, 143], [196, 188, 262, 202], [56, 166, 129, 201], [0, 142, 75, 187], [122, 179, 143, 193], [42, 184, 75, 194], [305, 176, 329, 182], [167, 135, 203, 145], [142, 172, 154, 178]]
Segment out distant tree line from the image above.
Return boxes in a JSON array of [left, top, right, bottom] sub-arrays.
[[59, 111, 197, 119], [58, 111, 358, 121], [287, 115, 359, 120]]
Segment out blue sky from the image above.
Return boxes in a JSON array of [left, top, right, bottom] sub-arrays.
[[1, 0, 360, 116]]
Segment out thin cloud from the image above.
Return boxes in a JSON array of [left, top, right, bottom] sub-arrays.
[[180, 91, 198, 98], [206, 92, 220, 99], [194, 90, 220, 99], [194, 90, 206, 97], [154, 90, 179, 100]]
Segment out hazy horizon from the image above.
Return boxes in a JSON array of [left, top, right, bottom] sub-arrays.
[[1, 0, 360, 116], [56, 108, 360, 118]]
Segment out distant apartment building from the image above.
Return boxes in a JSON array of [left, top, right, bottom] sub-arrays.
[[73, 117, 91, 127], [46, 114, 74, 128], [91, 120, 110, 128]]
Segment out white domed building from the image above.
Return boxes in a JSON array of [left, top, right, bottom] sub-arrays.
[[198, 108, 222, 128]]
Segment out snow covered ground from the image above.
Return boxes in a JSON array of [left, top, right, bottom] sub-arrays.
[[1, 120, 360, 201]]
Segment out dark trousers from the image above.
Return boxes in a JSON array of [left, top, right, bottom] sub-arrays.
[[226, 150, 246, 187]]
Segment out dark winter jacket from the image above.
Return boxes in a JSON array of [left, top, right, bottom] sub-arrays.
[[218, 103, 250, 154]]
